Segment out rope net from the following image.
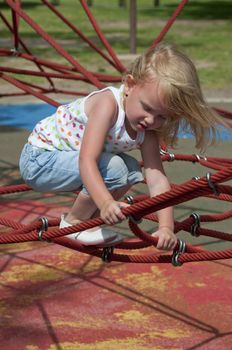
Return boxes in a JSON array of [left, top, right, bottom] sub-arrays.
[[1, 152, 232, 265], [0, 1, 232, 265]]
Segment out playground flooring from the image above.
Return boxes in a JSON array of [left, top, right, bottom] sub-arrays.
[[0, 116, 232, 349]]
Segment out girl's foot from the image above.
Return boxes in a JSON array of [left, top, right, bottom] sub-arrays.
[[59, 214, 123, 246]]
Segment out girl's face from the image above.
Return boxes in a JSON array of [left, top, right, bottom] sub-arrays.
[[124, 76, 168, 135]]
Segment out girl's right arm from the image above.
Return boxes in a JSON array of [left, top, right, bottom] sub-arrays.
[[79, 90, 128, 225]]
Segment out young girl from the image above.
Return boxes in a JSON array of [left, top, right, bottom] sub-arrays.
[[19, 43, 221, 249]]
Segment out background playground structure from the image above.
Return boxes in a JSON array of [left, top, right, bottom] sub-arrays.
[[0, 0, 232, 105]]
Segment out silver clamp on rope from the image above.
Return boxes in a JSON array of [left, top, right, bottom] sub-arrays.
[[37, 217, 49, 241], [125, 195, 142, 224], [101, 246, 114, 263], [190, 212, 201, 237], [171, 239, 186, 267], [206, 172, 219, 195], [125, 195, 134, 205], [193, 154, 207, 162], [192, 176, 200, 181], [10, 48, 20, 56], [160, 149, 175, 161], [159, 148, 167, 156]]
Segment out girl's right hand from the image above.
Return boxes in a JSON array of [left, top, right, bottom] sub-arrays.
[[100, 199, 129, 225]]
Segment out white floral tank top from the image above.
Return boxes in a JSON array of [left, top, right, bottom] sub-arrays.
[[28, 85, 145, 153]]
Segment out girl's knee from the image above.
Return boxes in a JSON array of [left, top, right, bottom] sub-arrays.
[[98, 153, 129, 189], [118, 153, 144, 185], [119, 153, 141, 172], [106, 154, 129, 181], [98, 153, 143, 190]]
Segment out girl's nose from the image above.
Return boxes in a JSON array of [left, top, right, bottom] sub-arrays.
[[146, 115, 163, 129], [146, 115, 155, 126]]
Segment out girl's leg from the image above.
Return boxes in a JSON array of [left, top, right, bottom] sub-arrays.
[[61, 185, 131, 246], [65, 191, 98, 224], [60, 190, 122, 245], [111, 185, 132, 201], [86, 184, 132, 220], [65, 152, 142, 223], [60, 152, 143, 245], [65, 184, 132, 223]]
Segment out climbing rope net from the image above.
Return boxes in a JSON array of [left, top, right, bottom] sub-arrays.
[[1, 0, 232, 266]]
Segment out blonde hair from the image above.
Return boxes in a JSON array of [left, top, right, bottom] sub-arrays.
[[124, 43, 223, 151]]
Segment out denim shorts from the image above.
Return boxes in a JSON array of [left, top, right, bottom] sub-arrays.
[[19, 143, 144, 193]]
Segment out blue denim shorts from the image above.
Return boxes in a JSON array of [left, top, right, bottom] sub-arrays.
[[19, 143, 144, 193]]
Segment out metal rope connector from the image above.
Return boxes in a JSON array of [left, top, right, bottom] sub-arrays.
[[125, 195, 134, 205], [10, 48, 20, 56], [160, 149, 175, 161], [171, 239, 186, 267], [101, 246, 114, 263], [193, 154, 207, 162], [192, 176, 200, 181], [190, 212, 201, 237], [37, 217, 49, 241], [125, 195, 142, 224], [206, 172, 220, 195]]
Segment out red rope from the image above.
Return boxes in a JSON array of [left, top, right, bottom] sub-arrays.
[[0, 72, 60, 107], [0, 65, 122, 83], [150, 0, 189, 49], [0, 3, 232, 265], [11, 0, 21, 51], [0, 162, 232, 265], [80, 0, 126, 73], [214, 107, 232, 119], [6, 0, 105, 90], [0, 10, 55, 88], [0, 183, 32, 195], [42, 0, 120, 71], [0, 0, 231, 123]]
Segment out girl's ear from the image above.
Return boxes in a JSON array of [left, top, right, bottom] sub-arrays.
[[124, 74, 136, 95]]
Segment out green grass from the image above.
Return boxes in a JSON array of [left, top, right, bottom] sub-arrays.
[[1, 0, 232, 89]]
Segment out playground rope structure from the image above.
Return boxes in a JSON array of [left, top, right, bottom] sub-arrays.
[[0, 1, 232, 265]]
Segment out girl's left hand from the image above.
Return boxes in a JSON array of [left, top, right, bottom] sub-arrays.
[[152, 227, 177, 251], [100, 199, 129, 225]]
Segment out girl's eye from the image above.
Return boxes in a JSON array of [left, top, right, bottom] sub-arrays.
[[144, 105, 152, 112], [158, 114, 166, 120], [141, 102, 152, 112]]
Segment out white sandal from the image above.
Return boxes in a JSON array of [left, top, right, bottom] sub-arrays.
[[59, 215, 123, 246]]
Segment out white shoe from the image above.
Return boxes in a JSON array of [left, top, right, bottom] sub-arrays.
[[59, 215, 123, 246], [96, 234, 124, 247]]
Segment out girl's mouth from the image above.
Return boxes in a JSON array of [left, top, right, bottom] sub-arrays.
[[138, 122, 147, 130]]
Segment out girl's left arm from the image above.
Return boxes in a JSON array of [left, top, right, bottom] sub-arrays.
[[141, 131, 177, 250]]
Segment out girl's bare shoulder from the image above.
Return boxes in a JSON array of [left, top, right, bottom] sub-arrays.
[[85, 89, 118, 125], [87, 89, 117, 111]]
